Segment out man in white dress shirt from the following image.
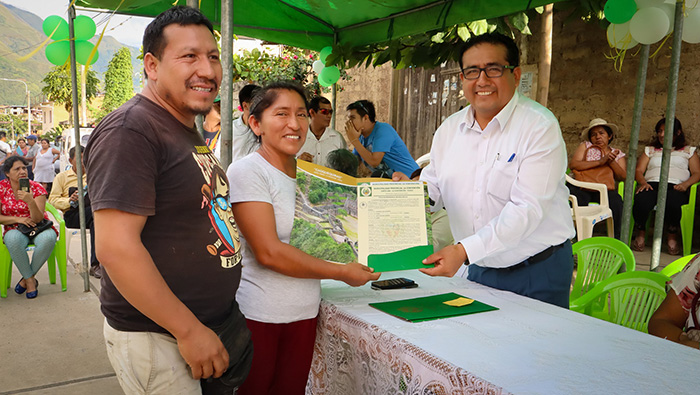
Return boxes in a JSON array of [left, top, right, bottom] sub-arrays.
[[407, 32, 575, 308], [298, 96, 347, 167], [232, 84, 261, 161]]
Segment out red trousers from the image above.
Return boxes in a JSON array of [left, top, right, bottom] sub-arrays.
[[237, 316, 318, 395]]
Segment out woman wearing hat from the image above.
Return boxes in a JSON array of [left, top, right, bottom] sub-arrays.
[[632, 117, 700, 254], [568, 118, 627, 239]]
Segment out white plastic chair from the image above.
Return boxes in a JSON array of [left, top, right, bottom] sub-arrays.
[[566, 174, 614, 240], [66, 227, 90, 261]]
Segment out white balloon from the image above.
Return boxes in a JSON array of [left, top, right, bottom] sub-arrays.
[[635, 0, 664, 7], [312, 60, 325, 74], [630, 7, 670, 44], [658, 3, 675, 35], [684, 0, 700, 11], [607, 22, 639, 49], [682, 8, 700, 43]]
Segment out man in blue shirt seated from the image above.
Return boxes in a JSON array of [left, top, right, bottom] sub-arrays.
[[344, 100, 419, 178]]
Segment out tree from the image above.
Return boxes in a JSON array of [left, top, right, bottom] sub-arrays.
[[41, 64, 99, 124], [97, 47, 134, 122]]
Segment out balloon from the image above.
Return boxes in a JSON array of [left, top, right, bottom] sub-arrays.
[[607, 22, 638, 49], [45, 41, 70, 65], [629, 7, 669, 44], [318, 73, 332, 87], [42, 15, 69, 41], [319, 46, 333, 63], [76, 40, 99, 65], [74, 15, 97, 40], [312, 60, 325, 74], [319, 66, 340, 84], [686, 0, 700, 11], [635, 0, 664, 7], [604, 0, 637, 24], [682, 8, 700, 43], [657, 3, 675, 35]]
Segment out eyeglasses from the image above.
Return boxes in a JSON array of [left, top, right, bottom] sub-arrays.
[[461, 64, 515, 80], [318, 108, 333, 115]]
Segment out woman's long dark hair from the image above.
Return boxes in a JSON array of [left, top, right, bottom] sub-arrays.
[[651, 117, 686, 150]]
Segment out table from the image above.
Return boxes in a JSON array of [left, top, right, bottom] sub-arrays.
[[306, 270, 700, 394]]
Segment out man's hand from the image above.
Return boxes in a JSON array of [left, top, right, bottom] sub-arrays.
[[298, 152, 314, 162], [392, 171, 410, 181], [177, 323, 230, 380], [339, 262, 380, 286], [69, 190, 80, 202], [420, 244, 467, 277], [344, 120, 361, 143]]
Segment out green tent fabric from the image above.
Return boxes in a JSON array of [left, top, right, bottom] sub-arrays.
[[76, 0, 562, 50]]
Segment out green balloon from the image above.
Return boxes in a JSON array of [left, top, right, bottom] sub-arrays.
[[604, 0, 637, 24], [45, 41, 70, 66], [74, 15, 97, 40], [42, 15, 69, 41], [320, 66, 340, 84], [319, 46, 333, 63], [76, 40, 99, 65], [318, 73, 332, 87]]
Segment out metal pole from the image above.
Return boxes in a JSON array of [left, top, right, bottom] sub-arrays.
[[651, 0, 684, 272], [620, 44, 650, 245], [220, 0, 233, 169], [331, 33, 338, 130], [69, 5, 90, 292]]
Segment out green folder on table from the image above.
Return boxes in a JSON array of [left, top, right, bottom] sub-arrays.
[[367, 245, 435, 272], [369, 292, 499, 322]]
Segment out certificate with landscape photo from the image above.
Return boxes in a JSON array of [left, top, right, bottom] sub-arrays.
[[292, 160, 430, 265]]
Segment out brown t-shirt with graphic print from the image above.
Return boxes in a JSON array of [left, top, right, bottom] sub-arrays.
[[84, 94, 243, 333]]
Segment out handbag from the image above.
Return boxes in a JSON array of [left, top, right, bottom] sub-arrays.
[[572, 145, 616, 190], [17, 219, 54, 239], [202, 301, 254, 389]]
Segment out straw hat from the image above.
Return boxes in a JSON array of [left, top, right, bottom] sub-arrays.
[[581, 118, 619, 142]]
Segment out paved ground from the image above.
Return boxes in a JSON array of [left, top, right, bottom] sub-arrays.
[[0, 227, 686, 394]]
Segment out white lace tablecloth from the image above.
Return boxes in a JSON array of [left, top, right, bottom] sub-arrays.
[[306, 270, 700, 395]]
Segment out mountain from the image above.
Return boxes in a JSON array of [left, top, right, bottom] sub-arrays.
[[0, 2, 141, 106]]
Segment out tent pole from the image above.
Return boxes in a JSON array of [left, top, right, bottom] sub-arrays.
[[68, 4, 90, 292], [331, 33, 338, 130], [220, 0, 233, 169], [620, 44, 650, 246], [651, 0, 684, 272]]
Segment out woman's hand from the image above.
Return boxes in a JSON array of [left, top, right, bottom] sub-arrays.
[[674, 182, 691, 192], [678, 332, 700, 349], [636, 183, 653, 193], [15, 190, 34, 205], [15, 216, 35, 227], [606, 149, 619, 164], [339, 262, 380, 287]]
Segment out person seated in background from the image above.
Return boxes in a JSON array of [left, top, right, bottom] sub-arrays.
[[648, 254, 700, 349], [298, 96, 347, 167], [203, 95, 222, 158], [344, 100, 419, 178], [567, 118, 626, 239], [233, 83, 262, 162], [632, 117, 700, 254], [0, 156, 58, 299], [326, 148, 359, 177]]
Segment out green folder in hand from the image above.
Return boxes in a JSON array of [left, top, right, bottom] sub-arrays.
[[367, 245, 435, 272], [369, 292, 499, 322]]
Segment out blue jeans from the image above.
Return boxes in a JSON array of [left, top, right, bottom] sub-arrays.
[[467, 240, 574, 308], [4, 228, 57, 279]]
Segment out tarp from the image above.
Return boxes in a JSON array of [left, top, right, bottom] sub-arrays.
[[75, 0, 562, 50]]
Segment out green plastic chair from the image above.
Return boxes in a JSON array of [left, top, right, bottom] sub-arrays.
[[570, 271, 669, 333], [0, 202, 67, 298], [571, 237, 636, 305], [618, 180, 699, 256], [659, 254, 696, 278]]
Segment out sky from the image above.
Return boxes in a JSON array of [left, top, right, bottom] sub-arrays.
[[3, 0, 153, 48]]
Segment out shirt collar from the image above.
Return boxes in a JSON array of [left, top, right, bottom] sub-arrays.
[[461, 91, 520, 134]]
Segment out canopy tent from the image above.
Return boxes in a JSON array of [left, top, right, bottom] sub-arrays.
[[75, 0, 562, 50]]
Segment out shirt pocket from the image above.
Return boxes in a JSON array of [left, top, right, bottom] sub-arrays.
[[486, 160, 518, 203]]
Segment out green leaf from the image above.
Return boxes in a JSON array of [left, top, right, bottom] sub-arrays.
[[431, 31, 445, 43], [468, 20, 489, 36], [457, 25, 470, 41], [508, 12, 529, 33], [535, 6, 544, 14]]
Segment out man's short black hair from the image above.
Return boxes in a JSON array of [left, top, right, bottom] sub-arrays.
[[346, 100, 376, 123], [309, 96, 331, 113], [142, 6, 214, 78], [0, 131, 6, 139], [239, 84, 261, 105], [69, 145, 84, 160], [458, 32, 520, 71]]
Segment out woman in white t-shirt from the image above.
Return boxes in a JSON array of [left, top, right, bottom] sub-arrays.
[[633, 118, 700, 254], [649, 254, 700, 349], [227, 81, 379, 395]]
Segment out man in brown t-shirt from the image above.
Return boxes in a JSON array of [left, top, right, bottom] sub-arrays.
[[84, 7, 248, 394]]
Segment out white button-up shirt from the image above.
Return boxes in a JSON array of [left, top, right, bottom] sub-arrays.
[[420, 92, 574, 269], [232, 116, 260, 162], [297, 127, 348, 168]]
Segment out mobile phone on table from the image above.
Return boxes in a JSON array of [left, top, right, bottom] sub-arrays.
[[19, 178, 30, 192], [371, 278, 418, 290]]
